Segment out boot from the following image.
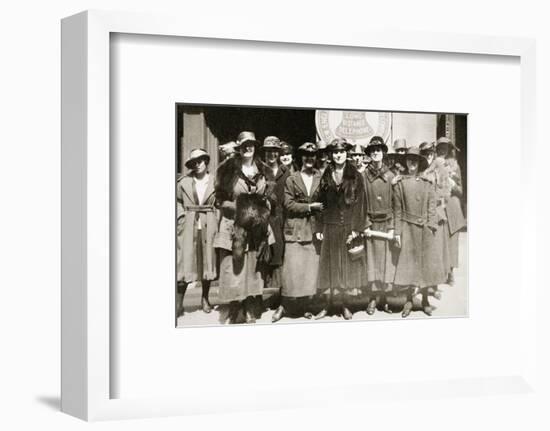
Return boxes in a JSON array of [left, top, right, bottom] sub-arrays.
[[272, 305, 285, 323], [402, 301, 413, 318]]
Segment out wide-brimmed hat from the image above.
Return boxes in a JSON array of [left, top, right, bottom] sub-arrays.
[[365, 135, 388, 154], [419, 141, 435, 154], [349, 143, 366, 155], [261, 136, 282, 152], [184, 148, 210, 169], [235, 131, 259, 148], [297, 142, 318, 155], [404, 147, 429, 172], [328, 137, 352, 152], [436, 136, 460, 152], [393, 138, 408, 152]]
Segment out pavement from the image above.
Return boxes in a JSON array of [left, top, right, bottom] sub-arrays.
[[176, 232, 468, 327]]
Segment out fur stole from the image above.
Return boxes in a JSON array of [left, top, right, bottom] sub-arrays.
[[320, 161, 361, 205]]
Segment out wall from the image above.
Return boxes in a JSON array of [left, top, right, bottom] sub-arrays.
[[1, 1, 548, 430]]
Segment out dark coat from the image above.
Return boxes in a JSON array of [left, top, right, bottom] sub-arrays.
[[263, 163, 292, 266], [283, 169, 322, 243], [176, 174, 218, 282]]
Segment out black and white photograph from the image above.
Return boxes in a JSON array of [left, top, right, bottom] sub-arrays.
[[175, 104, 468, 326]]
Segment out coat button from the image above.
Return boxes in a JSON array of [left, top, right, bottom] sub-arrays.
[[416, 177, 420, 181], [418, 218, 423, 223], [377, 195, 382, 201]]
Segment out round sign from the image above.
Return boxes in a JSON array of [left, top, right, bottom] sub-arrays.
[[315, 110, 391, 146]]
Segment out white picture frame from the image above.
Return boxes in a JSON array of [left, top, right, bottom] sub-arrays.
[[61, 9, 538, 421]]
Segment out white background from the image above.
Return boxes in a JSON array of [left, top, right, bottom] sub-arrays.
[[1, 0, 549, 430], [112, 34, 513, 398]]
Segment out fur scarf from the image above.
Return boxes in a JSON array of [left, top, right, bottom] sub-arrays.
[[319, 161, 362, 205]]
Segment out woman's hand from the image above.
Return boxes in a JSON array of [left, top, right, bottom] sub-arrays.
[[309, 202, 324, 212], [315, 232, 324, 241], [393, 234, 401, 248], [346, 231, 359, 244], [363, 228, 372, 238]]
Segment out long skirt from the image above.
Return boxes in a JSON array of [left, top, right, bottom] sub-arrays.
[[365, 219, 397, 286], [422, 222, 449, 287], [281, 242, 319, 298], [448, 228, 460, 269], [218, 249, 264, 302], [318, 223, 367, 295], [177, 226, 205, 283], [394, 222, 448, 288]]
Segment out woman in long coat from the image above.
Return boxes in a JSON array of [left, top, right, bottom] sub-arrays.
[[437, 137, 467, 285], [392, 147, 437, 317], [314, 138, 370, 320], [176, 148, 218, 318], [362, 136, 397, 315], [213, 131, 274, 324], [271, 142, 324, 322], [420, 141, 451, 302]]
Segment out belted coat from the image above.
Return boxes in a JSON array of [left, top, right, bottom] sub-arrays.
[[176, 174, 218, 282]]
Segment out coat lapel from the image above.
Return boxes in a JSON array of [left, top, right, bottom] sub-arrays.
[[181, 177, 196, 203]]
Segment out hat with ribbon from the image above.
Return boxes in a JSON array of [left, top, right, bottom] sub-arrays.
[[235, 131, 259, 148], [184, 148, 210, 169], [365, 135, 388, 154], [349, 143, 366, 155], [261, 136, 282, 151], [328, 137, 352, 152], [279, 141, 293, 155], [297, 142, 318, 155]]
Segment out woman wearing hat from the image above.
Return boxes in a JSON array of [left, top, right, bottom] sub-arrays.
[[419, 141, 451, 304], [349, 143, 368, 174], [387, 138, 408, 176], [392, 147, 437, 317], [260, 136, 290, 291], [437, 137, 466, 285], [362, 136, 397, 315], [279, 141, 298, 174], [314, 138, 370, 320], [214, 131, 274, 324], [176, 148, 218, 319], [271, 142, 324, 322]]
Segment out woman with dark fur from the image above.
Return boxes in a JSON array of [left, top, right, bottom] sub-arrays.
[[213, 131, 274, 324], [314, 138, 370, 320]]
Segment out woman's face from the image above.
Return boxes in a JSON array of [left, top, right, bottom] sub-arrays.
[[301, 154, 316, 169], [406, 158, 419, 174], [424, 151, 435, 165], [264, 149, 279, 165], [240, 142, 255, 159], [279, 153, 293, 166], [194, 158, 207, 175], [369, 147, 384, 163], [351, 153, 364, 167], [395, 148, 407, 155], [332, 149, 347, 165]]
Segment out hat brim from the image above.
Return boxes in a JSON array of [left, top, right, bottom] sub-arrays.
[[404, 153, 429, 172], [436, 141, 460, 152], [365, 143, 388, 154], [184, 154, 210, 169], [235, 139, 259, 148]]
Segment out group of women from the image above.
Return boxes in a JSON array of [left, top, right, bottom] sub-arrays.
[[176, 130, 465, 323]]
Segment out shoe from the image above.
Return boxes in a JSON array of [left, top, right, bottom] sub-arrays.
[[422, 305, 433, 316], [402, 301, 413, 318], [272, 306, 285, 323], [342, 307, 353, 320], [314, 309, 328, 320], [366, 299, 377, 315], [383, 303, 393, 314], [201, 297, 213, 313], [433, 290, 442, 300], [304, 312, 313, 319]]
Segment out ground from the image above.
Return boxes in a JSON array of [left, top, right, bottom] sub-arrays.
[[176, 232, 467, 327]]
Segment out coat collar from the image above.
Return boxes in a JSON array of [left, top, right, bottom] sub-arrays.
[[365, 163, 390, 183], [294, 169, 321, 197], [180, 173, 215, 204]]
